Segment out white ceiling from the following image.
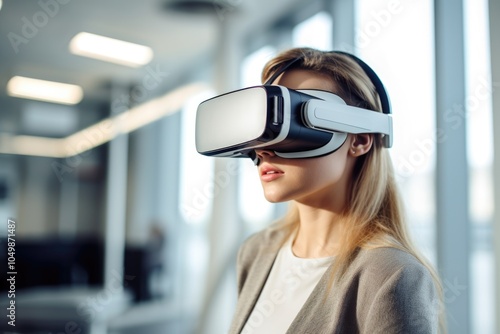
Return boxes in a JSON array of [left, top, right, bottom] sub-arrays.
[[0, 0, 302, 136]]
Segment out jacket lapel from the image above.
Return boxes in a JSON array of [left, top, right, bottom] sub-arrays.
[[230, 244, 279, 334]]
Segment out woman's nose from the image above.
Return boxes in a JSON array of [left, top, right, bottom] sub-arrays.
[[252, 149, 276, 166], [255, 149, 276, 160]]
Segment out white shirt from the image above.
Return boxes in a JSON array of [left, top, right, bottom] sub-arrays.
[[240, 235, 333, 334]]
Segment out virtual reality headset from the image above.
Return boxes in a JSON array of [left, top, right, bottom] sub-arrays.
[[195, 51, 393, 165]]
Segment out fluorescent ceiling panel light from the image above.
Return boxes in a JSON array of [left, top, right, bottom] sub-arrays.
[[64, 82, 207, 156], [0, 82, 208, 158], [69, 32, 153, 67], [0, 135, 66, 158], [7, 76, 83, 105]]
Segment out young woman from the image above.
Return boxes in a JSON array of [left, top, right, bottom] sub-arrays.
[[227, 48, 445, 334]]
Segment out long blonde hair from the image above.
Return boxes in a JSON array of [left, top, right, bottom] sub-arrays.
[[262, 47, 446, 332]]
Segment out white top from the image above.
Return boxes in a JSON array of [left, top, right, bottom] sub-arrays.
[[240, 235, 334, 334]]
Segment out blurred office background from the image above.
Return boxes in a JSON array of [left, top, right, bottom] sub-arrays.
[[0, 0, 498, 333]]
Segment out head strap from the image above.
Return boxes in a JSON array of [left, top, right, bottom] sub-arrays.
[[264, 50, 391, 116], [332, 51, 391, 115], [263, 57, 303, 85]]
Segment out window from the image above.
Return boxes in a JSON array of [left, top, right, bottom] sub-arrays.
[[238, 46, 277, 230], [292, 11, 332, 51], [179, 89, 216, 225], [465, 0, 495, 332], [356, 0, 437, 263]]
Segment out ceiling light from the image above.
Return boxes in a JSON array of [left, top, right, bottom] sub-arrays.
[[0, 82, 208, 158], [64, 82, 208, 156], [6, 76, 83, 105], [69, 32, 153, 67], [0, 133, 67, 158]]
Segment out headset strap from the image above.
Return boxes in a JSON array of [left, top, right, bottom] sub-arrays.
[[331, 51, 391, 115], [263, 57, 303, 85], [264, 50, 391, 116]]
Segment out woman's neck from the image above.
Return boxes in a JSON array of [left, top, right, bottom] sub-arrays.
[[292, 204, 345, 258]]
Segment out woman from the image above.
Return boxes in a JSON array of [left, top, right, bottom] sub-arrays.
[[228, 48, 445, 334]]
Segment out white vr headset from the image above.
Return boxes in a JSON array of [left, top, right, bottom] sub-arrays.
[[195, 51, 393, 165]]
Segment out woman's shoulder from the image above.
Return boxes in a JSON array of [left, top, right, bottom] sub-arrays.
[[356, 247, 425, 271], [334, 247, 439, 333], [351, 247, 435, 290]]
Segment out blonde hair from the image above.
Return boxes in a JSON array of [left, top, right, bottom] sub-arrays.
[[262, 47, 446, 332]]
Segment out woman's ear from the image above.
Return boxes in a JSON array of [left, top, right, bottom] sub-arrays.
[[349, 134, 373, 157]]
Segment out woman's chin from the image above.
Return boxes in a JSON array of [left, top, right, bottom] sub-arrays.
[[263, 190, 288, 203]]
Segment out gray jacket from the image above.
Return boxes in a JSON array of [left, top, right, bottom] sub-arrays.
[[229, 227, 439, 334]]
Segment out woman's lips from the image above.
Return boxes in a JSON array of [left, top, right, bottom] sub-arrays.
[[259, 163, 284, 182]]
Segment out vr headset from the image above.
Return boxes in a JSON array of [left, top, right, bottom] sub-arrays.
[[195, 51, 393, 165]]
